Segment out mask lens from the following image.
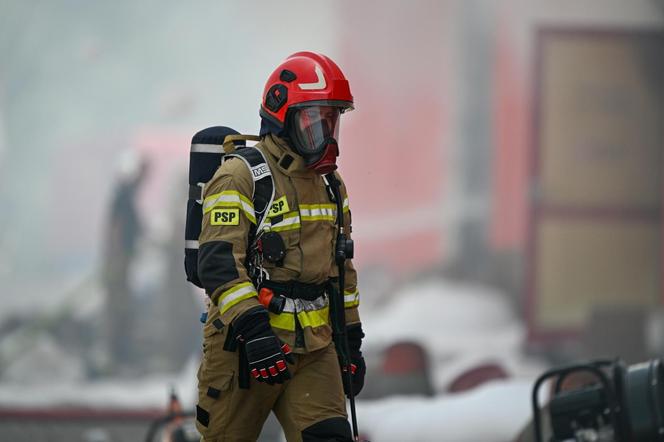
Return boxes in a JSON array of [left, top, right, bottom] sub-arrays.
[[291, 106, 341, 155]]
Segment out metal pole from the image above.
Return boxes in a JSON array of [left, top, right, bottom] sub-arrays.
[[326, 173, 360, 441]]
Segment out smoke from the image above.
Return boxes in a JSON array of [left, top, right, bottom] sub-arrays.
[[0, 77, 5, 170]]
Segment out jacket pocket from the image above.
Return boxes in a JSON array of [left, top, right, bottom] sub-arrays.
[[263, 210, 302, 279]]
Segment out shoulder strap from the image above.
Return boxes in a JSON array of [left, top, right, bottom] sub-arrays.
[[223, 145, 275, 234], [223, 134, 260, 154]]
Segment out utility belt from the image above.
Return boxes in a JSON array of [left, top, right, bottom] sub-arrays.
[[257, 279, 329, 314], [261, 280, 327, 300]]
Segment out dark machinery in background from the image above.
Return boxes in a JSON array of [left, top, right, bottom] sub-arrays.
[[532, 359, 664, 442]]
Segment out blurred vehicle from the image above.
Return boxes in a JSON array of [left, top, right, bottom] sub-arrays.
[[361, 340, 435, 399], [518, 358, 664, 442]]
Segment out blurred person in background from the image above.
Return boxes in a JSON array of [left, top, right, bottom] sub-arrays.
[[195, 52, 365, 441], [101, 149, 149, 374]]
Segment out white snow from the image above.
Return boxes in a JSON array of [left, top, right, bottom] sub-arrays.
[[361, 278, 547, 392], [0, 355, 199, 410], [355, 380, 533, 442]]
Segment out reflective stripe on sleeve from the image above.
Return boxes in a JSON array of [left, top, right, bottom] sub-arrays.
[[203, 191, 256, 224], [269, 212, 301, 232], [344, 289, 360, 308], [343, 197, 350, 213], [299, 203, 336, 222], [217, 282, 257, 314]]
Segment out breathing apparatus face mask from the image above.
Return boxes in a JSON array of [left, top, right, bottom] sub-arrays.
[[287, 105, 342, 175]]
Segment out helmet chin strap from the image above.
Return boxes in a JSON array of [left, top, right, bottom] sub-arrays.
[[307, 139, 339, 175]]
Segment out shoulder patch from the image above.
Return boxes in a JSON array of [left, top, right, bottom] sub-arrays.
[[210, 208, 240, 226], [250, 163, 271, 180], [269, 196, 290, 217]]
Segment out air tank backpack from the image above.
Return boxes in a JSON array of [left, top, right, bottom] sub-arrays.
[[184, 126, 275, 289]]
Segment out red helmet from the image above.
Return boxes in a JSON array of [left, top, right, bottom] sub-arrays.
[[260, 51, 354, 127], [260, 52, 354, 174]]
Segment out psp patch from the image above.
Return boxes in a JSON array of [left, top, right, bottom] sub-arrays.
[[211, 208, 240, 226], [269, 196, 290, 217]]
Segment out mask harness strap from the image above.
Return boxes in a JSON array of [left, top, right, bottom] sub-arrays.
[[325, 172, 360, 441]]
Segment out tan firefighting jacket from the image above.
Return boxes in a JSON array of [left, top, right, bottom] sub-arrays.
[[198, 134, 360, 353]]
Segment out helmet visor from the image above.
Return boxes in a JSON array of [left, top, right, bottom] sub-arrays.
[[290, 105, 341, 156]]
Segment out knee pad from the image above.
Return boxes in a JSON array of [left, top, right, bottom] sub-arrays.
[[301, 417, 353, 442]]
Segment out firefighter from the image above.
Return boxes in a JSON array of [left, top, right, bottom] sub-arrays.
[[102, 151, 148, 372], [195, 52, 365, 442]]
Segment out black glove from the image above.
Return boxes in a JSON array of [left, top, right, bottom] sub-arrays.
[[232, 306, 294, 385], [342, 324, 366, 398]]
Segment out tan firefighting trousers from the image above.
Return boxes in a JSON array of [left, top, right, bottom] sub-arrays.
[[196, 324, 348, 442]]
